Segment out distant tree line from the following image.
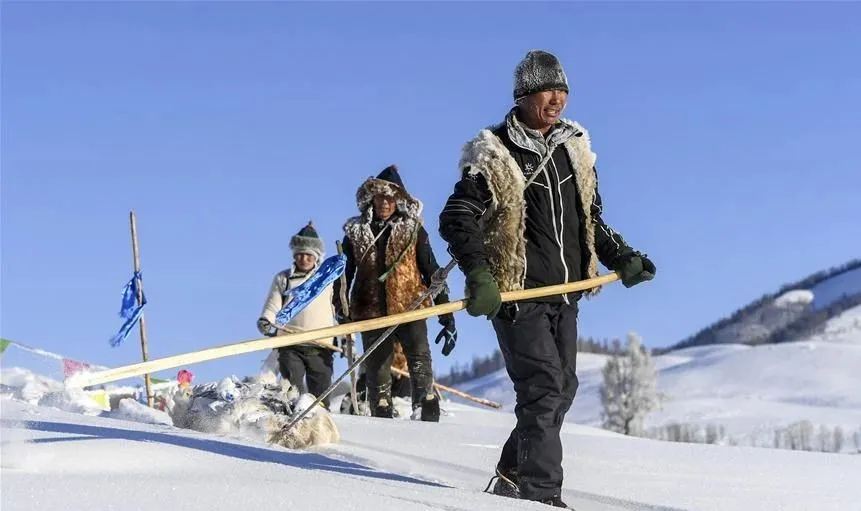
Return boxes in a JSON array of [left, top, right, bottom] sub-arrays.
[[656, 259, 861, 355], [436, 350, 505, 386], [645, 420, 861, 454]]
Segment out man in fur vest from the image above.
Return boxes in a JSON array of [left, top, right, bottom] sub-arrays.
[[333, 164, 455, 422], [256, 221, 338, 409], [438, 50, 656, 508]]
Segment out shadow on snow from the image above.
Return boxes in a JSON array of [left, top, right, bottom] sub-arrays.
[[3, 419, 449, 489]]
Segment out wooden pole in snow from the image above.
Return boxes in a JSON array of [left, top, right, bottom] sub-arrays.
[[335, 240, 360, 415], [68, 272, 621, 388], [129, 211, 154, 408]]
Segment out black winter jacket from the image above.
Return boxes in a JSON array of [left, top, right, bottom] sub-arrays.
[[439, 123, 630, 303]]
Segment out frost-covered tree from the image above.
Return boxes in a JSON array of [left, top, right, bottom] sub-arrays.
[[833, 426, 845, 453], [600, 331, 660, 436], [817, 424, 833, 452], [705, 424, 727, 445]]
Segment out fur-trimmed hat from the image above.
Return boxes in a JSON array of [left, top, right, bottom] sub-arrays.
[[354, 164, 423, 220], [513, 49, 569, 101], [290, 221, 325, 260]]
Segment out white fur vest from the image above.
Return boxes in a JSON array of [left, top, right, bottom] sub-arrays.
[[457, 119, 604, 297]]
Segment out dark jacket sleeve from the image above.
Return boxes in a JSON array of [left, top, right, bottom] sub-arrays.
[[415, 225, 450, 304], [590, 166, 633, 270], [438, 168, 493, 276], [332, 234, 355, 315]]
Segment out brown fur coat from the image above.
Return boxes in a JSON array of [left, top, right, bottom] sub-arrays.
[[344, 176, 432, 320]]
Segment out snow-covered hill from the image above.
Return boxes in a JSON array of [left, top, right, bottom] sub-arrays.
[[3, 381, 861, 511], [456, 305, 861, 449], [809, 265, 861, 310], [670, 260, 861, 348]]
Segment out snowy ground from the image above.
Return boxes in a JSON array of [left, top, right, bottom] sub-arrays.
[[3, 387, 861, 511], [3, 298, 859, 510], [457, 306, 861, 447]]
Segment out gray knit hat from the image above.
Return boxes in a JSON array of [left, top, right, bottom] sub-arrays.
[[513, 50, 569, 101], [290, 221, 325, 260]]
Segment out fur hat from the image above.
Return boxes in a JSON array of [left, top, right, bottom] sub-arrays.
[[354, 164, 423, 220], [513, 49, 569, 101], [290, 221, 325, 260]]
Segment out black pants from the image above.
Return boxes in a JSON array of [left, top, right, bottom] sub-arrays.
[[277, 345, 334, 408], [361, 319, 434, 410], [491, 301, 579, 501]]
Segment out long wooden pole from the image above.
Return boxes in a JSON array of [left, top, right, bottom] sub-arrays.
[[69, 272, 620, 388], [129, 211, 154, 408], [335, 241, 360, 415]]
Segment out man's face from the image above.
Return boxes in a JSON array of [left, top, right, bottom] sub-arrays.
[[294, 253, 317, 271], [373, 195, 396, 221], [518, 89, 568, 132]]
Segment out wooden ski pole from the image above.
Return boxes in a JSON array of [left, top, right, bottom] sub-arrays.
[[129, 211, 154, 408], [335, 240, 360, 415], [423, 376, 501, 409], [68, 272, 620, 388]]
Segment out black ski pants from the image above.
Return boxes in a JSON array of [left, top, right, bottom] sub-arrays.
[[361, 319, 434, 411], [277, 345, 334, 409], [492, 301, 580, 501]]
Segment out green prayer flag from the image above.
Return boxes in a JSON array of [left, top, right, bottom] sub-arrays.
[[0, 338, 11, 355]]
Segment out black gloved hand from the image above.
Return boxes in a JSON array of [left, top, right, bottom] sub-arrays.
[[257, 317, 276, 337], [435, 314, 458, 356], [614, 249, 656, 288], [439, 313, 455, 330]]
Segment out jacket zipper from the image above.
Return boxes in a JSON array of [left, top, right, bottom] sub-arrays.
[[548, 157, 570, 304], [511, 132, 570, 296]]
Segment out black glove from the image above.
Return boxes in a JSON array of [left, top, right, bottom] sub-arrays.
[[435, 314, 457, 356], [439, 313, 455, 329], [614, 249, 656, 288], [257, 317, 276, 337]]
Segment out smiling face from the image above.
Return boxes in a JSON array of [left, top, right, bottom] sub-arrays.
[[373, 195, 397, 221], [517, 89, 568, 133]]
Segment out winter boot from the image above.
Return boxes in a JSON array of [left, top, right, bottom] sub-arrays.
[[419, 395, 440, 422], [483, 466, 519, 499], [372, 398, 394, 418]]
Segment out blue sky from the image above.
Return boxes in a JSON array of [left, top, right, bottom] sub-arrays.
[[2, 2, 859, 386]]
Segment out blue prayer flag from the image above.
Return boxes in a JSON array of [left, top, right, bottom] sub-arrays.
[[109, 271, 147, 347]]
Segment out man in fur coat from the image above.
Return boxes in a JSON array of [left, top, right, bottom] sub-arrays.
[[438, 50, 656, 508], [333, 164, 455, 422], [257, 221, 338, 409]]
